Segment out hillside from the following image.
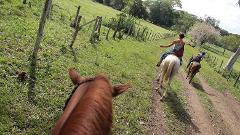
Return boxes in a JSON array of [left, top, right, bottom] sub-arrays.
[[0, 0, 172, 134], [1, 0, 240, 135]]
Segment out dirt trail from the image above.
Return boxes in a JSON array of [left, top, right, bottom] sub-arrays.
[[178, 71, 216, 135], [197, 75, 240, 135], [146, 72, 168, 135], [147, 67, 240, 135]]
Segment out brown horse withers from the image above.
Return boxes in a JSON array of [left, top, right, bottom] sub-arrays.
[[51, 68, 130, 135], [186, 61, 201, 83]]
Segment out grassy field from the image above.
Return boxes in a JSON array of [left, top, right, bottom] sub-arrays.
[[0, 0, 175, 134], [202, 43, 240, 72]]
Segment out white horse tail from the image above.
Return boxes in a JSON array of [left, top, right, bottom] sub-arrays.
[[159, 55, 180, 85], [164, 60, 175, 83]]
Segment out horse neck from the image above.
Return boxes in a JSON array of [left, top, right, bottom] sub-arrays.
[[59, 79, 113, 135]]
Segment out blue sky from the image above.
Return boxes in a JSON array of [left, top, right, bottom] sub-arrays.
[[179, 0, 240, 34]]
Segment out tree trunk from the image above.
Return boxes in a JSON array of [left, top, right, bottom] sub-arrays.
[[225, 47, 240, 71]]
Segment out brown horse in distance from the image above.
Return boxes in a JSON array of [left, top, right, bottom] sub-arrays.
[[51, 68, 130, 135], [186, 61, 201, 83]]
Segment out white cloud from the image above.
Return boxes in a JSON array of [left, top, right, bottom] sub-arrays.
[[179, 0, 240, 34]]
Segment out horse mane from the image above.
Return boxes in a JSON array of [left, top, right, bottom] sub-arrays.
[[57, 74, 114, 135]]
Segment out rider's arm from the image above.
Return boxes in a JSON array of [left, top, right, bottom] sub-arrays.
[[160, 40, 177, 48]]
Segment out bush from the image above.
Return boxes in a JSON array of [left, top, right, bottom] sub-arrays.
[[103, 13, 136, 34]]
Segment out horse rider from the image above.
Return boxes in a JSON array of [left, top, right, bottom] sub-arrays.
[[186, 52, 206, 69], [156, 32, 185, 67]]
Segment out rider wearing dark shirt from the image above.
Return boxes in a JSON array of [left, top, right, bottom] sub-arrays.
[[186, 52, 206, 68]]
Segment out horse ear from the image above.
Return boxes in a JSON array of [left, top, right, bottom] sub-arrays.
[[68, 68, 85, 85], [112, 84, 130, 97]]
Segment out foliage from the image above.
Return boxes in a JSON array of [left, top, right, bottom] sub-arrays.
[[103, 0, 111, 6], [221, 35, 240, 52], [128, 0, 148, 19], [203, 15, 229, 36], [171, 10, 199, 33], [203, 16, 220, 28], [188, 22, 221, 45], [144, 0, 182, 8], [94, 0, 104, 4], [110, 0, 132, 10], [149, 1, 176, 27], [225, 47, 240, 71], [103, 13, 136, 34]]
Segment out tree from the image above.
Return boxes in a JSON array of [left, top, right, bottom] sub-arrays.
[[149, 1, 176, 27], [188, 22, 220, 45], [104, 0, 111, 6], [128, 0, 148, 19], [225, 47, 240, 71], [95, 0, 104, 4], [203, 15, 229, 36], [221, 35, 240, 52], [203, 16, 220, 28], [112, 0, 131, 10], [172, 11, 199, 33]]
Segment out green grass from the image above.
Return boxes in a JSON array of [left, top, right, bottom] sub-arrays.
[[0, 0, 174, 134], [202, 43, 240, 72]]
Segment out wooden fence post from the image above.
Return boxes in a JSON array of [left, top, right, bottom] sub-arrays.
[[106, 27, 111, 40], [96, 16, 102, 41], [126, 24, 133, 39], [71, 6, 81, 28], [219, 60, 223, 69], [29, 0, 52, 102], [141, 28, 147, 41], [213, 57, 216, 64], [90, 16, 99, 43], [113, 17, 122, 39], [234, 72, 240, 87], [136, 28, 140, 40], [69, 16, 82, 48], [227, 69, 233, 81], [131, 25, 136, 37], [147, 31, 152, 40], [28, 1, 32, 8], [144, 30, 149, 41], [223, 49, 225, 55]]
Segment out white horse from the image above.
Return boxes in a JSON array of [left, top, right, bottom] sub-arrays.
[[156, 54, 180, 99]]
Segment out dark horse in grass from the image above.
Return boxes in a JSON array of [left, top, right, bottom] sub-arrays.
[[186, 62, 201, 83], [51, 68, 130, 135]]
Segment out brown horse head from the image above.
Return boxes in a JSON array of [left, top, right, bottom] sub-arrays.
[[51, 68, 130, 135]]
